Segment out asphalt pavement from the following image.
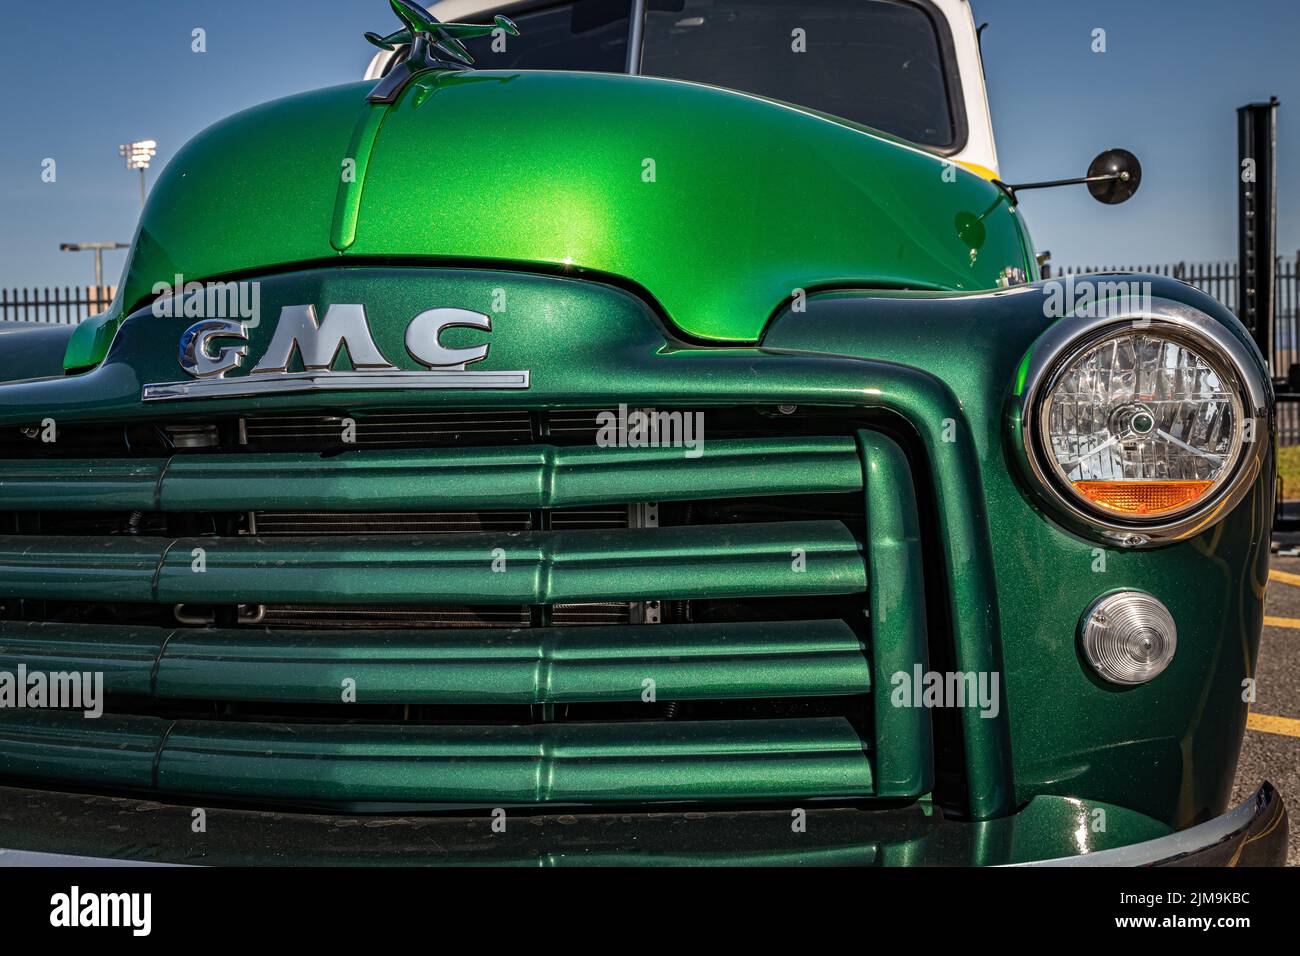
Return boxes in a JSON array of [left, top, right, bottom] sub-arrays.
[[1229, 551, 1300, 866]]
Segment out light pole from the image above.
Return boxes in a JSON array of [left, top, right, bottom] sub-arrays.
[[118, 139, 157, 207], [59, 242, 129, 287]]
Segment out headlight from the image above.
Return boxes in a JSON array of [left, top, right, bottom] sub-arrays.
[[1016, 304, 1268, 547], [1043, 330, 1241, 517]]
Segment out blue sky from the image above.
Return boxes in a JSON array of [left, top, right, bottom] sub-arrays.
[[0, 0, 1296, 287]]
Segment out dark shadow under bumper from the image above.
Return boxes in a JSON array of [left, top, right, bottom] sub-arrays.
[[0, 782, 1285, 866]]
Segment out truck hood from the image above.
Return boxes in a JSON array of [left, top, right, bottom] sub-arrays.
[[87, 68, 1030, 361]]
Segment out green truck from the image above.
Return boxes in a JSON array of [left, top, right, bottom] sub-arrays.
[[0, 0, 1286, 865]]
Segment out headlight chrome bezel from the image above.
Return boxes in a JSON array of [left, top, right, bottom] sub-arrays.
[[1014, 300, 1270, 548]]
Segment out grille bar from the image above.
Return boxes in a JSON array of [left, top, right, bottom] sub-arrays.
[[0, 436, 863, 512], [858, 432, 934, 798], [0, 711, 875, 804], [0, 618, 869, 705], [251, 511, 537, 534], [255, 604, 531, 629], [241, 410, 536, 447], [0, 521, 866, 605]]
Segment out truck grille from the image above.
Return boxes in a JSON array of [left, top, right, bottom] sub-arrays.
[[242, 410, 539, 448], [0, 407, 933, 810], [248, 507, 626, 535]]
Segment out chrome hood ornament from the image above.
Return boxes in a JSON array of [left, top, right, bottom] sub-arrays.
[[365, 0, 520, 103]]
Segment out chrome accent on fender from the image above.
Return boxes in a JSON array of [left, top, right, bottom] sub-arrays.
[[179, 319, 248, 378], [142, 369, 530, 402], [996, 265, 1028, 288], [1012, 296, 1270, 548]]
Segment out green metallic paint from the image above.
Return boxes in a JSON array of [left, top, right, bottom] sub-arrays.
[[998, 795, 1173, 863], [0, 458, 166, 511], [860, 431, 935, 798], [59, 67, 1033, 370], [0, 712, 161, 790], [9, 267, 1269, 833], [0, 265, 1011, 819], [764, 275, 1273, 830], [330, 103, 388, 251], [0, 622, 159, 697], [0, 534, 164, 602], [0, 618, 869, 706], [0, 711, 875, 805], [62, 311, 119, 373], [0, 0, 1268, 857], [185, 716, 855, 803], [0, 521, 866, 605], [0, 323, 76, 381], [0, 435, 863, 512]]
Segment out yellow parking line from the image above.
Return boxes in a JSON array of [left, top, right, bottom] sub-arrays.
[[1268, 569, 1300, 588], [1247, 713, 1300, 738], [1264, 615, 1300, 630]]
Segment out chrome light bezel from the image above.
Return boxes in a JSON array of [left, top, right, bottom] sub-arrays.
[[1038, 325, 1247, 522], [1079, 590, 1178, 685], [1014, 298, 1270, 548]]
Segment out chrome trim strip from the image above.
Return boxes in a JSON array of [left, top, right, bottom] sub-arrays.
[[142, 370, 530, 402], [1011, 297, 1271, 548], [0, 848, 183, 867]]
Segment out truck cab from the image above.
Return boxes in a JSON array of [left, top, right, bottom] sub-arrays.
[[365, 0, 1003, 179], [0, 0, 1284, 866]]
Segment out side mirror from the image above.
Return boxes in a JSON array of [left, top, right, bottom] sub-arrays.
[[998, 148, 1143, 205], [1086, 148, 1142, 204]]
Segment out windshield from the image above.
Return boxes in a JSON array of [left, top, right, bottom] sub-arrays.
[[641, 1, 957, 148], [449, 0, 631, 71], [443, 0, 962, 149]]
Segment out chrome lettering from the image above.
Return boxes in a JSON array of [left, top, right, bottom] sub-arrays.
[[251, 304, 395, 374]]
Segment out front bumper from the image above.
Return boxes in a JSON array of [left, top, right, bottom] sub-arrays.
[[0, 782, 1284, 867], [1023, 781, 1287, 867]]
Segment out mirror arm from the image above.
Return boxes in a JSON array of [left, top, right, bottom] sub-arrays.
[[993, 171, 1129, 204]]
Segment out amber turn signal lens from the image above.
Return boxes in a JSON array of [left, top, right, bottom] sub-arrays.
[[1072, 480, 1214, 517]]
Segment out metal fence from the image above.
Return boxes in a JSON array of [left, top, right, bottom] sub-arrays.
[[0, 286, 115, 325], [1046, 259, 1246, 313], [1050, 256, 1300, 444]]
